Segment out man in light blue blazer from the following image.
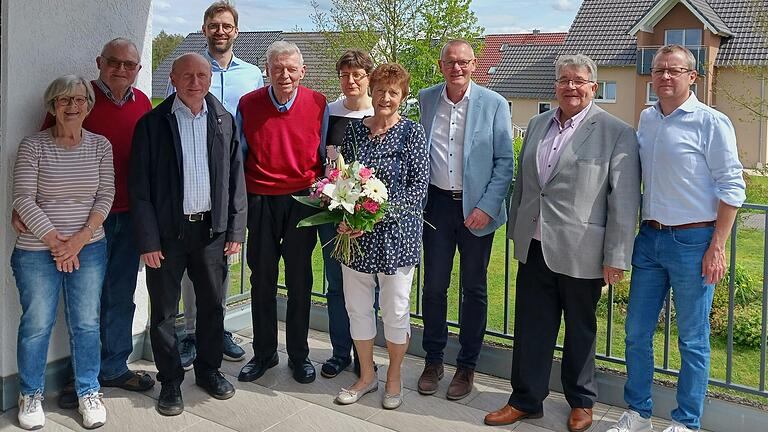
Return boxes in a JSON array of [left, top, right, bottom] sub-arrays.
[[417, 39, 515, 401]]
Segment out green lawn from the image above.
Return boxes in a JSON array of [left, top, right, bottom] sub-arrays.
[[746, 174, 768, 206]]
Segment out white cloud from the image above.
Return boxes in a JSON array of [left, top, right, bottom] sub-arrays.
[[552, 0, 576, 11], [154, 0, 172, 10]]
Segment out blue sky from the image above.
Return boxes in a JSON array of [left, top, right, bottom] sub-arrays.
[[153, 0, 583, 36]]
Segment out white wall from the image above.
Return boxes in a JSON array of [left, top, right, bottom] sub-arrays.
[[0, 0, 153, 377]]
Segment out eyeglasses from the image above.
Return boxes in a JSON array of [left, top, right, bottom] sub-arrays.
[[555, 78, 594, 88], [339, 72, 368, 81], [650, 67, 694, 78], [103, 57, 139, 71], [55, 96, 88, 106], [441, 59, 475, 69], [206, 23, 236, 33]]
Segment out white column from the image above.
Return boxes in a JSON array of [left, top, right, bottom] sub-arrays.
[[0, 0, 153, 394]]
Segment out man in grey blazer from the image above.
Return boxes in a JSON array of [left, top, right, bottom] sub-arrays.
[[484, 54, 640, 431], [417, 39, 515, 401]]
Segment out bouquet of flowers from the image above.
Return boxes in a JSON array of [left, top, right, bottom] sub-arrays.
[[294, 153, 388, 264]]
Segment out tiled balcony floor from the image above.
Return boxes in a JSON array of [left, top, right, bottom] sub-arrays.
[[0, 323, 707, 431]]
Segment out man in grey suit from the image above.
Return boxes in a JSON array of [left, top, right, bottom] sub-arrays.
[[484, 54, 640, 432], [417, 39, 515, 401]]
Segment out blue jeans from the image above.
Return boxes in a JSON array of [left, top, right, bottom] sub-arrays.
[[99, 212, 141, 380], [624, 224, 716, 430], [11, 240, 107, 397]]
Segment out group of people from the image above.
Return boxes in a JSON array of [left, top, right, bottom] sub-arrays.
[[9, 1, 745, 432]]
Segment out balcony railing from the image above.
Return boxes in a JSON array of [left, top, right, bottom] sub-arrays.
[[637, 45, 708, 76], [227, 201, 768, 401]]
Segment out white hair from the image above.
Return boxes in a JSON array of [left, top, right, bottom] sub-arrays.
[[266, 41, 303, 66], [555, 54, 598, 81]]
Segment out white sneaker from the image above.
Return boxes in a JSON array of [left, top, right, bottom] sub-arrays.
[[17, 393, 45, 430], [607, 410, 653, 432], [662, 422, 697, 432], [78, 392, 106, 429]]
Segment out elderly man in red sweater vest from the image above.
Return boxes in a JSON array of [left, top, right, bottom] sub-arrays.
[[236, 41, 328, 385], [12, 38, 156, 408]]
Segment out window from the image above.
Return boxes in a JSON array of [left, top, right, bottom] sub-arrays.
[[507, 100, 513, 117], [665, 29, 702, 47], [500, 43, 509, 52], [488, 66, 497, 75], [647, 82, 698, 104], [595, 81, 617, 103], [538, 102, 551, 114], [646, 82, 658, 105]]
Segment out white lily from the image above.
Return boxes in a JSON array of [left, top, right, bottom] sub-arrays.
[[323, 177, 361, 214]]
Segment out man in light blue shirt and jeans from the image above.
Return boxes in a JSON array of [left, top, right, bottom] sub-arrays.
[[167, 0, 264, 372], [609, 45, 746, 432]]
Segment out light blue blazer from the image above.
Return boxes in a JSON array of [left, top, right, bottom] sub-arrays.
[[418, 81, 515, 237]]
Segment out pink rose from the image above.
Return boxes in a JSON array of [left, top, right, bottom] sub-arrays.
[[328, 169, 340, 182], [355, 203, 363, 212], [358, 167, 372, 182], [362, 199, 380, 214]]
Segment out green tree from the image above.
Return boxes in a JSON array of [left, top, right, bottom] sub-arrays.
[[152, 30, 185, 71], [310, 0, 484, 96]]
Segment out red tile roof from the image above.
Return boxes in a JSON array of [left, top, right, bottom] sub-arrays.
[[473, 32, 567, 85]]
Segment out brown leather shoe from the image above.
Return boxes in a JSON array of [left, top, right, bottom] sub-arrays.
[[484, 404, 543, 426], [567, 408, 593, 432], [446, 367, 474, 400], [417, 363, 444, 395]]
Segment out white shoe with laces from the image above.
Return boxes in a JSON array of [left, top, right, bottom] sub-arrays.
[[17, 392, 45, 430], [78, 392, 107, 429], [662, 422, 697, 432], [607, 410, 653, 432]]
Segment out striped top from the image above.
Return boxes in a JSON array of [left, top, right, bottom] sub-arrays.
[[172, 96, 211, 214], [12, 129, 115, 251]]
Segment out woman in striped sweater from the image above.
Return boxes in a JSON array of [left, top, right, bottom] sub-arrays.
[[11, 75, 114, 430]]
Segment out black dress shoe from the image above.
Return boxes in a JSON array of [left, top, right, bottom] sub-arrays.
[[321, 356, 351, 378], [238, 352, 279, 382], [196, 371, 235, 400], [288, 358, 316, 383], [157, 383, 184, 416]]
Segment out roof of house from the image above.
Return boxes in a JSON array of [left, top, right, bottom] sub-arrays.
[[473, 32, 567, 85], [487, 43, 562, 100], [559, 0, 768, 66], [151, 31, 343, 98]]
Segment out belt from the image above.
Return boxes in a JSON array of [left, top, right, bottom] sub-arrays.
[[184, 211, 209, 222], [429, 185, 463, 201], [644, 220, 715, 230]]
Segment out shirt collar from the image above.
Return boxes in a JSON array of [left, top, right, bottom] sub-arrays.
[[653, 91, 699, 117], [172, 94, 208, 117], [553, 101, 592, 129], [440, 81, 472, 105], [204, 49, 240, 72], [95, 78, 135, 105], [268, 85, 299, 112]]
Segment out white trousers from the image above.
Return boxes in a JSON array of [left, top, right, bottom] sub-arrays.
[[341, 265, 414, 344]]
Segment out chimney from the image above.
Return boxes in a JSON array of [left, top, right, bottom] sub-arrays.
[[532, 29, 540, 35]]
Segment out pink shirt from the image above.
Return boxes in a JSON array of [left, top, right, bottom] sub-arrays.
[[533, 102, 592, 240]]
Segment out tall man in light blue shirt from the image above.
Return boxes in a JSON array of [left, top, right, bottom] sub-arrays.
[[169, 1, 264, 370], [609, 45, 746, 432]]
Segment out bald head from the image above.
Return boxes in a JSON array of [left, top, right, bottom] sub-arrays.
[[170, 53, 212, 114]]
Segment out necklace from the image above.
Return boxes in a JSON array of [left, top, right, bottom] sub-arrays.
[[365, 115, 400, 141]]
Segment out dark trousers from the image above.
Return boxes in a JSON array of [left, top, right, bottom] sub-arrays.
[[146, 218, 226, 384], [99, 212, 141, 381], [422, 189, 495, 369], [247, 193, 317, 361], [508, 240, 603, 412]]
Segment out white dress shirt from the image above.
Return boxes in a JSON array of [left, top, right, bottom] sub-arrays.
[[429, 83, 471, 191], [172, 96, 212, 214]]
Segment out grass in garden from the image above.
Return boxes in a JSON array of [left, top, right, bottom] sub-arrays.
[[746, 174, 768, 205]]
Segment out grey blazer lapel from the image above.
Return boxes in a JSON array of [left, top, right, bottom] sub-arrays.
[[425, 84, 445, 148], [527, 110, 556, 188], [547, 105, 602, 183]]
